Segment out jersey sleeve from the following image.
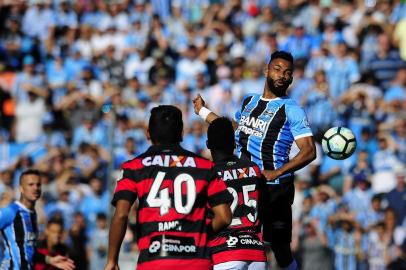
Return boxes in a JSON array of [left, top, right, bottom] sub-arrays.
[[0, 204, 18, 229], [111, 163, 138, 206], [286, 104, 313, 140], [207, 171, 233, 208]]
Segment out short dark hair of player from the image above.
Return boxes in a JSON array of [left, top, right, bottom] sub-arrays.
[[148, 105, 183, 144], [268, 50, 294, 67], [207, 117, 235, 154], [19, 169, 41, 185], [47, 217, 64, 229]]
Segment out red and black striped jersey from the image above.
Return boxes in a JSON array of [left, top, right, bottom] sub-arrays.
[[112, 144, 231, 270], [208, 155, 267, 265]]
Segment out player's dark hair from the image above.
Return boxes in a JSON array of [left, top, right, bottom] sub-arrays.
[[148, 105, 183, 144], [19, 169, 41, 185], [268, 50, 294, 67], [47, 217, 64, 229], [207, 117, 235, 154]]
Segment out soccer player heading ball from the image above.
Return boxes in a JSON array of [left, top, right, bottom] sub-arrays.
[[104, 105, 232, 270], [194, 50, 316, 270]]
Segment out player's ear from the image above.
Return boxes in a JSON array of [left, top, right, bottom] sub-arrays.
[[206, 140, 211, 149], [146, 129, 151, 141], [263, 67, 268, 76]]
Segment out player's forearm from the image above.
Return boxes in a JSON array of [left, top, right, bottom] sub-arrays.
[[211, 204, 232, 233], [206, 112, 219, 124], [106, 211, 129, 263], [198, 107, 219, 124]]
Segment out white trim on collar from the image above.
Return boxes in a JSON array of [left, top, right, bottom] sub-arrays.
[[15, 201, 34, 213], [260, 96, 286, 101]]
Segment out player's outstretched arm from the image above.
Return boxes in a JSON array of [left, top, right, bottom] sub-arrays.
[[210, 203, 232, 233], [104, 200, 132, 270], [192, 94, 220, 124], [262, 136, 316, 181], [47, 255, 75, 270]]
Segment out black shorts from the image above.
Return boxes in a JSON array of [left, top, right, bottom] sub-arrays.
[[262, 178, 295, 244]]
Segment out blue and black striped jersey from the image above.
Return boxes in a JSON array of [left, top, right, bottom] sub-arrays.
[[0, 201, 38, 270], [234, 94, 313, 183]]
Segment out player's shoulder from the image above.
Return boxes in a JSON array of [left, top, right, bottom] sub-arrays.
[[281, 96, 301, 107], [282, 97, 306, 113], [2, 201, 20, 216], [121, 154, 145, 170], [241, 93, 260, 104]]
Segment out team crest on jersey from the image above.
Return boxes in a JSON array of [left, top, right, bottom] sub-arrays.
[[302, 118, 310, 128], [263, 110, 275, 118], [243, 107, 253, 113]]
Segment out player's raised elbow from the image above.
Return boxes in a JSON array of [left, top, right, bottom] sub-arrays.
[[297, 136, 316, 164]]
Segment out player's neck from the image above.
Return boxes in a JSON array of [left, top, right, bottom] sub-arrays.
[[19, 197, 36, 211], [263, 86, 283, 99], [211, 151, 234, 163]]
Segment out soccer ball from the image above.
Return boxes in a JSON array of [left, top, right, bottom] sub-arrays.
[[322, 127, 357, 160]]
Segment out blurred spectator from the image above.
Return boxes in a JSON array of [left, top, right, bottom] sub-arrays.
[[299, 218, 331, 270], [366, 33, 406, 91], [393, 17, 406, 61], [326, 42, 360, 100], [367, 222, 392, 270], [328, 204, 362, 270], [343, 173, 374, 216], [357, 194, 384, 231], [68, 212, 88, 270], [288, 59, 312, 104], [302, 70, 336, 136], [343, 150, 374, 194], [182, 120, 207, 155], [385, 164, 406, 226], [88, 213, 108, 270], [357, 128, 379, 162], [35, 218, 68, 270], [114, 137, 137, 170], [44, 189, 76, 230], [79, 177, 109, 232], [372, 134, 400, 193], [22, 0, 55, 42], [71, 116, 107, 151], [175, 44, 207, 88], [281, 21, 314, 60], [12, 55, 45, 103], [15, 90, 46, 143]]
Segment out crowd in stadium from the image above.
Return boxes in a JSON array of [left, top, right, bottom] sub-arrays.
[[0, 0, 405, 269]]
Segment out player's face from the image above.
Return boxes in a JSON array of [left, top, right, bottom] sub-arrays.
[[46, 223, 63, 246], [266, 58, 293, 96], [20, 174, 42, 202]]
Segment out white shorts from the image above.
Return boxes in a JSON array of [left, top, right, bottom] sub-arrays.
[[213, 261, 268, 270]]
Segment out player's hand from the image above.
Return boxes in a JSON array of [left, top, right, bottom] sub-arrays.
[[104, 260, 120, 270], [48, 255, 75, 270], [192, 94, 206, 115], [262, 169, 283, 182]]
